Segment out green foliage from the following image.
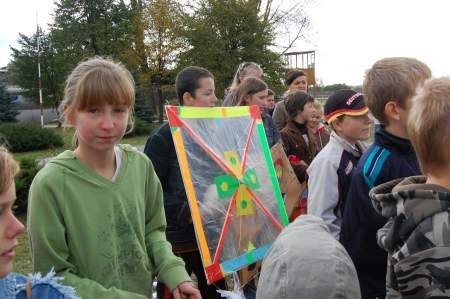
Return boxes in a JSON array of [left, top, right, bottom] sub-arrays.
[[0, 123, 64, 152], [14, 158, 41, 214], [125, 117, 159, 137], [0, 84, 19, 122], [177, 0, 287, 98]]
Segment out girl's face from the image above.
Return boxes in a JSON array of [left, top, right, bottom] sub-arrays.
[[246, 89, 268, 109], [289, 75, 308, 92], [68, 103, 130, 154], [0, 182, 24, 278], [308, 109, 322, 129]]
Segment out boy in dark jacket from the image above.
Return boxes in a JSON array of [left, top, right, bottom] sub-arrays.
[[340, 57, 431, 298], [280, 91, 317, 184], [144, 66, 226, 298], [370, 77, 450, 298]]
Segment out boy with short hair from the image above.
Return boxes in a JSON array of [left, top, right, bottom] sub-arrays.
[[307, 90, 371, 239], [144, 66, 226, 298], [370, 76, 450, 298], [340, 57, 431, 299]]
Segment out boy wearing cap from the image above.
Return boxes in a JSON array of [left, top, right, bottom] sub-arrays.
[[307, 90, 371, 239], [339, 58, 431, 299]]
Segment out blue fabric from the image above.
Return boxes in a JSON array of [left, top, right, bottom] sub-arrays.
[[340, 127, 420, 299], [363, 146, 391, 188], [261, 112, 280, 148], [0, 271, 78, 299]]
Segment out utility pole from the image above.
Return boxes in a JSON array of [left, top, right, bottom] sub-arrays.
[[37, 12, 44, 127]]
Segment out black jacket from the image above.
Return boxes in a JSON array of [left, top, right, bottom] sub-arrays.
[[144, 123, 196, 246]]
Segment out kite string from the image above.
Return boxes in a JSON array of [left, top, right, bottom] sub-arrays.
[[213, 191, 238, 264], [247, 189, 283, 231], [179, 117, 239, 178], [240, 118, 256, 175]]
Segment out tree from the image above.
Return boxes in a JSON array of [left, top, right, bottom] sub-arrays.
[[258, 0, 311, 54], [51, 0, 133, 61], [0, 84, 19, 123], [177, 0, 300, 98], [8, 28, 65, 111], [9, 0, 136, 113], [144, 0, 185, 122]]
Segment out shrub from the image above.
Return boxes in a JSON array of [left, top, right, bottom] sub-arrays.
[[0, 123, 64, 152], [15, 157, 41, 214], [125, 117, 159, 137]]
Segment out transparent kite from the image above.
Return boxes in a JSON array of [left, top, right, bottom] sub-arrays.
[[166, 105, 289, 284]]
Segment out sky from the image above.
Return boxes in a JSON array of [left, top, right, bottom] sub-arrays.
[[1, 0, 450, 86]]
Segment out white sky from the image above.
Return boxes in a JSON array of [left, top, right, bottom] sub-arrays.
[[1, 0, 450, 85]]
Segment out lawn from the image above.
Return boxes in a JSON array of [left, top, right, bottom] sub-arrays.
[[15, 215, 32, 274]]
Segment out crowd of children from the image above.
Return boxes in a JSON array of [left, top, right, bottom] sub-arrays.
[[1, 55, 449, 299]]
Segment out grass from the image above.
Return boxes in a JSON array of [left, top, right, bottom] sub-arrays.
[[15, 215, 32, 274]]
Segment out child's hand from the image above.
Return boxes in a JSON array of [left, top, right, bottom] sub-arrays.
[[173, 282, 201, 299]]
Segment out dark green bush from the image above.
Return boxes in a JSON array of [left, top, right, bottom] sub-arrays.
[[125, 117, 159, 137], [15, 157, 41, 214], [0, 123, 64, 152]]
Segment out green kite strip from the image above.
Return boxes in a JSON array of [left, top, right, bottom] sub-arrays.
[[256, 123, 289, 226]]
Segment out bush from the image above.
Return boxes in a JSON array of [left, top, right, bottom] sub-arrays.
[[125, 117, 159, 137], [0, 123, 64, 152], [15, 157, 41, 214]]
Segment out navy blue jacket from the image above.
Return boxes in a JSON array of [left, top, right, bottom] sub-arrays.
[[340, 127, 420, 299], [144, 122, 197, 247]]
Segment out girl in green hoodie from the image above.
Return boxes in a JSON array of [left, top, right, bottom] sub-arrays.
[[28, 57, 201, 299]]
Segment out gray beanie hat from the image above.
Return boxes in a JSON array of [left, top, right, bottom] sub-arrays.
[[256, 215, 361, 299]]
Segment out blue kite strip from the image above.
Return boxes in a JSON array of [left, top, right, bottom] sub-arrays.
[[221, 244, 272, 273]]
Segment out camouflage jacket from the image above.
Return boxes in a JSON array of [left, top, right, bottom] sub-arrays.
[[370, 176, 450, 298]]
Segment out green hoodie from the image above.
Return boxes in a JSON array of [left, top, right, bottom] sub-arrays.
[[28, 145, 191, 299]]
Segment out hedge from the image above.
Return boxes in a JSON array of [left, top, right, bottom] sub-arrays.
[[0, 123, 64, 152]]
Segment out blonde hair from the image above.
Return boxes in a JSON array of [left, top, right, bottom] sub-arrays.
[[229, 62, 262, 92], [234, 77, 268, 106], [363, 57, 431, 124], [0, 146, 19, 195], [312, 102, 324, 116], [408, 77, 450, 176], [60, 57, 135, 144]]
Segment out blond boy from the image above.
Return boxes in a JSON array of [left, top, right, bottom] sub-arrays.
[[370, 77, 450, 298], [340, 57, 431, 299]]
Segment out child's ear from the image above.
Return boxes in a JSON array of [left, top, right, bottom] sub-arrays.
[[182, 92, 193, 106], [384, 101, 401, 121], [331, 119, 342, 133], [242, 95, 251, 105], [64, 106, 75, 125]]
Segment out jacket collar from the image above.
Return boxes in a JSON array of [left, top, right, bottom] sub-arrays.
[[375, 126, 415, 155], [330, 131, 367, 157]]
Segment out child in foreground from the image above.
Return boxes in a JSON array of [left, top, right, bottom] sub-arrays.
[[28, 57, 200, 299]]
